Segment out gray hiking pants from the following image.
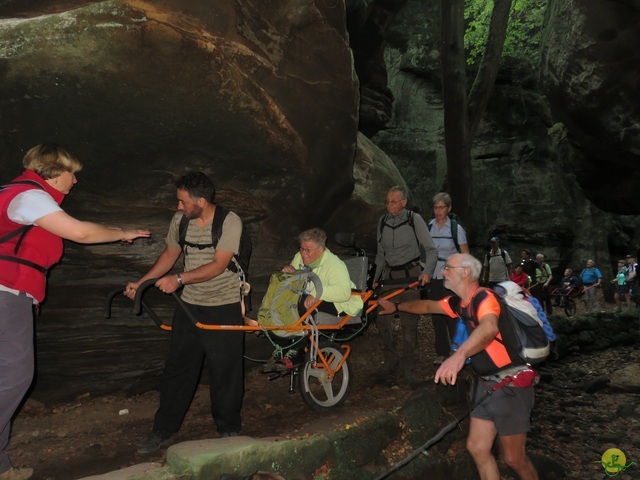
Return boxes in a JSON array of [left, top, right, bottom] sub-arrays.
[[377, 263, 421, 373], [0, 291, 34, 474]]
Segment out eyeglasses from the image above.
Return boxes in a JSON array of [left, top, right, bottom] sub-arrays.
[[433, 205, 448, 210], [299, 246, 320, 254], [443, 265, 466, 271]]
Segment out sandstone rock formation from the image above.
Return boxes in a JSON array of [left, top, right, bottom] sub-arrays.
[[539, 0, 640, 214], [0, 0, 377, 281], [355, 0, 640, 274]]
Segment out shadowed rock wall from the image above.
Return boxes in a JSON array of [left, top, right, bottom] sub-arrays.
[[539, 0, 640, 214]]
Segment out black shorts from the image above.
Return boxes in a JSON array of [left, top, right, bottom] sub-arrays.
[[616, 284, 630, 295], [471, 378, 534, 436]]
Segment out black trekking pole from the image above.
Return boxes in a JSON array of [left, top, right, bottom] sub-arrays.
[[372, 374, 517, 480]]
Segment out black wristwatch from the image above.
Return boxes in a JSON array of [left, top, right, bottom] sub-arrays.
[[395, 302, 400, 313]]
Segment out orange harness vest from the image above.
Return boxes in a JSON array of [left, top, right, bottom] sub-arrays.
[[441, 287, 521, 375]]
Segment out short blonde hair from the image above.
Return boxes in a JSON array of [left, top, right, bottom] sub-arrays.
[[22, 144, 83, 180]]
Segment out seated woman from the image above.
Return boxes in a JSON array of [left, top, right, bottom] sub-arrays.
[[262, 227, 363, 371], [282, 227, 363, 318], [554, 267, 580, 306]]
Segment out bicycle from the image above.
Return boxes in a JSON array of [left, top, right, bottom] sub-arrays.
[[551, 286, 584, 317]]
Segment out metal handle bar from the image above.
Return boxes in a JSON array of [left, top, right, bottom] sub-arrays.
[[103, 280, 172, 330], [366, 281, 420, 314], [106, 278, 419, 332]]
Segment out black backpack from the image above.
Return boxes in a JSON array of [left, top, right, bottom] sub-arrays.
[[178, 205, 252, 278], [428, 212, 461, 253], [379, 210, 420, 247]]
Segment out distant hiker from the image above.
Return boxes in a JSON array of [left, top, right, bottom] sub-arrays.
[[611, 259, 631, 311], [373, 186, 438, 386], [482, 237, 512, 288], [579, 259, 602, 314], [378, 253, 540, 480], [0, 144, 149, 480], [426, 192, 469, 366], [554, 268, 580, 307], [510, 264, 530, 289], [532, 253, 553, 316], [519, 249, 537, 285], [626, 254, 637, 303], [125, 172, 245, 453]]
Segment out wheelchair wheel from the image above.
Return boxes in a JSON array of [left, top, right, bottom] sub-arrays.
[[564, 298, 576, 317], [299, 341, 351, 412]]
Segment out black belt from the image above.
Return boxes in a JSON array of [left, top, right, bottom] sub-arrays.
[[388, 257, 420, 271], [583, 283, 594, 286]]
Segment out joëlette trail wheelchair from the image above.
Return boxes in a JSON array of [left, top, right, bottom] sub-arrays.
[[550, 286, 585, 317], [105, 234, 418, 412]]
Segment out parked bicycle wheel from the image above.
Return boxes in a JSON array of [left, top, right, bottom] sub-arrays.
[[299, 341, 350, 412], [564, 298, 577, 317]]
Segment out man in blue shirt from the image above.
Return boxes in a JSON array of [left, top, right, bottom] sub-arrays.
[[579, 259, 602, 314]]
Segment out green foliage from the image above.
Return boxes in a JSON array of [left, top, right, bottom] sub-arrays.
[[464, 0, 546, 65]]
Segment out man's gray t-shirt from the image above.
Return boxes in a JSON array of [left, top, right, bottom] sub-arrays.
[[484, 248, 512, 282], [166, 210, 241, 306]]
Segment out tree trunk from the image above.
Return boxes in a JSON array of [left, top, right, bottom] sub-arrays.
[[440, 0, 471, 224], [468, 0, 513, 139]]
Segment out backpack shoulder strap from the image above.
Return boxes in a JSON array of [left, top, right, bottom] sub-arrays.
[[0, 180, 46, 253], [1, 179, 45, 191], [450, 216, 460, 253], [178, 205, 229, 251], [178, 213, 189, 249], [378, 214, 386, 241], [408, 211, 421, 252], [211, 205, 228, 248]]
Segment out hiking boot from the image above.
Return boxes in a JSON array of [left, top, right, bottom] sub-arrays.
[[137, 430, 173, 454], [0, 467, 34, 480], [221, 431, 239, 438], [261, 357, 296, 373]]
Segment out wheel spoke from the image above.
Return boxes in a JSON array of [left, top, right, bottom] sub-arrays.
[[319, 377, 335, 402], [307, 366, 325, 380]]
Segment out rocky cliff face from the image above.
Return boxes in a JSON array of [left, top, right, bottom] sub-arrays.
[[0, 0, 399, 288], [539, 0, 640, 214], [349, 0, 640, 276], [1, 0, 636, 283]]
